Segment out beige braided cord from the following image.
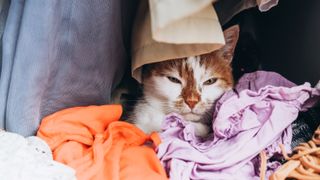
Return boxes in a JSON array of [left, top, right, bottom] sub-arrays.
[[270, 126, 320, 180], [260, 151, 267, 180]]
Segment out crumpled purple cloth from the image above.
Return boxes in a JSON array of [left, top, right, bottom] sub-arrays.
[[157, 71, 320, 180]]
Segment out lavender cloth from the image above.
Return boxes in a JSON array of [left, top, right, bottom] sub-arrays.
[[157, 71, 320, 180]]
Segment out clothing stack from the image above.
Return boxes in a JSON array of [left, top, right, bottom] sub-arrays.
[[1, 0, 320, 180]]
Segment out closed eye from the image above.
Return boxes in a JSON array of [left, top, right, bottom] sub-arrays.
[[203, 78, 218, 85], [167, 76, 181, 84]]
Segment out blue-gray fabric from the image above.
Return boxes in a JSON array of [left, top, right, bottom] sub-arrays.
[[0, 0, 128, 136], [0, 0, 10, 71]]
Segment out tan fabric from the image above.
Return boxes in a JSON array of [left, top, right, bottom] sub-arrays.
[[131, 0, 224, 82], [149, 0, 221, 44]]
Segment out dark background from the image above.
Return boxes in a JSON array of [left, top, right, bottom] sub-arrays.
[[222, 0, 320, 85]]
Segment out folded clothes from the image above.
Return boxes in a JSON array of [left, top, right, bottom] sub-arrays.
[[157, 71, 320, 179], [37, 105, 167, 180], [0, 130, 76, 180]]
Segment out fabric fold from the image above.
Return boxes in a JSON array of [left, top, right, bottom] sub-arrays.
[[37, 105, 167, 180], [0, 130, 76, 180], [0, 0, 128, 136], [148, 0, 222, 44], [157, 71, 320, 179], [132, 0, 224, 82]]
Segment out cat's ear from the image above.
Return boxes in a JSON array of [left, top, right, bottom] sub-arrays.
[[217, 25, 240, 63]]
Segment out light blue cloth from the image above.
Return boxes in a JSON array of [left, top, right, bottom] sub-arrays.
[[0, 0, 131, 136]]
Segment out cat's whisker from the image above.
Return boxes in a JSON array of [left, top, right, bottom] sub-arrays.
[[127, 25, 238, 136]]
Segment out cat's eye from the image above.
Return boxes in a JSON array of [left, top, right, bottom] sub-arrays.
[[167, 76, 181, 84], [203, 78, 218, 85]]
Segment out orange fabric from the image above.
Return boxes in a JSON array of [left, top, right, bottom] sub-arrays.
[[37, 105, 167, 180], [150, 132, 162, 147]]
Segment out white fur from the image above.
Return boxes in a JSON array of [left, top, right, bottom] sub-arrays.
[[131, 56, 229, 137], [132, 98, 166, 134]]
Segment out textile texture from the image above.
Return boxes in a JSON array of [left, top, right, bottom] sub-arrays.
[[37, 105, 168, 180], [0, 131, 76, 180], [0, 0, 128, 136], [157, 71, 320, 179]]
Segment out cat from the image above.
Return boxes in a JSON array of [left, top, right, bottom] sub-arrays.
[[130, 25, 239, 137]]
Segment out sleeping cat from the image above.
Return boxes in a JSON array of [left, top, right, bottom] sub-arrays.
[[130, 25, 239, 137]]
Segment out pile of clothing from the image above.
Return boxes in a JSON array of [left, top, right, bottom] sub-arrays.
[[157, 71, 320, 179], [2, 71, 319, 180], [1, 0, 320, 180]]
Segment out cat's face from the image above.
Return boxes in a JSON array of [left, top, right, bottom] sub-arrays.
[[142, 26, 239, 123]]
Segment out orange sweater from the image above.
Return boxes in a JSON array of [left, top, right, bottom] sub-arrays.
[[37, 105, 167, 180]]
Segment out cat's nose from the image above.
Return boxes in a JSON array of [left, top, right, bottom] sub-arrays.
[[185, 100, 198, 109]]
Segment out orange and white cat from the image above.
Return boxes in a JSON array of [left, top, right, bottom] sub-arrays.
[[130, 25, 239, 137]]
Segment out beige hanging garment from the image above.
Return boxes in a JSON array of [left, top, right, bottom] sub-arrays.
[[131, 0, 225, 82]]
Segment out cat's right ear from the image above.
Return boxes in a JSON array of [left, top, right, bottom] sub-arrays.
[[217, 25, 240, 63]]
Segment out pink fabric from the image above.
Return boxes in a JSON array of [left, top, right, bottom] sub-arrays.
[[157, 71, 320, 180]]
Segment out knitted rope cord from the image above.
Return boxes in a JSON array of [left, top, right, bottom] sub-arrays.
[[268, 126, 320, 180]]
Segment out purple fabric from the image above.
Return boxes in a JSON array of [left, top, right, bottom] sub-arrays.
[[157, 71, 320, 180]]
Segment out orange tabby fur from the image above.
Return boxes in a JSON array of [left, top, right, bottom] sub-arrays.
[[131, 25, 239, 137]]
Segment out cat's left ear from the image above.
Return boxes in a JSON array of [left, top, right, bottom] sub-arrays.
[[217, 25, 240, 63]]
